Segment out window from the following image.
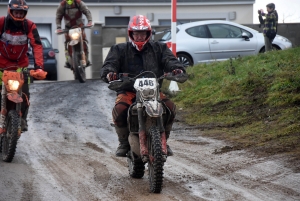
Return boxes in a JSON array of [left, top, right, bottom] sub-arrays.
[[207, 24, 253, 38], [105, 17, 130, 26], [185, 25, 208, 38]]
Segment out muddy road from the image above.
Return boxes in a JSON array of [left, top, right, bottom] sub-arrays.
[[0, 80, 299, 201]]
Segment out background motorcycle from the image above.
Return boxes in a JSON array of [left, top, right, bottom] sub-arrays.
[[56, 24, 93, 83], [108, 71, 187, 193], [0, 66, 28, 162]]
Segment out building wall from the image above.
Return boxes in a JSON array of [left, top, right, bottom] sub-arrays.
[[245, 23, 300, 48]]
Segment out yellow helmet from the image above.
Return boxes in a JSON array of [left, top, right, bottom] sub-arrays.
[[66, 0, 73, 5]]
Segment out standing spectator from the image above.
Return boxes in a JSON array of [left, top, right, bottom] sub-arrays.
[[258, 3, 278, 52]]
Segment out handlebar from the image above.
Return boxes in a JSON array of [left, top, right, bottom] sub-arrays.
[[55, 25, 93, 35], [108, 71, 188, 91]]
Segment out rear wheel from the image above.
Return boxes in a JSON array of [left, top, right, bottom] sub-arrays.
[[177, 53, 193, 67], [2, 110, 20, 162], [72, 46, 86, 83], [127, 151, 145, 178], [148, 126, 164, 193]]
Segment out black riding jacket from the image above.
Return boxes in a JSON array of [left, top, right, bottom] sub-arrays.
[[100, 41, 185, 92]]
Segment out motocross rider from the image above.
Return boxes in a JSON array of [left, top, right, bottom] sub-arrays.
[[100, 15, 186, 157], [0, 0, 47, 132], [55, 0, 93, 68]]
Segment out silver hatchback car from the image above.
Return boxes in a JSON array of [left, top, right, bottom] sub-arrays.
[[159, 20, 292, 66]]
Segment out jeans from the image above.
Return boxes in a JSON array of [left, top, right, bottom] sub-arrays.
[[264, 36, 273, 52]]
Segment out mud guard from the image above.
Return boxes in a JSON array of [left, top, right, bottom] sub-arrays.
[[143, 101, 163, 117]]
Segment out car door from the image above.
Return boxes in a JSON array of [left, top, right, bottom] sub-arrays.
[[207, 24, 257, 61], [181, 25, 212, 63]]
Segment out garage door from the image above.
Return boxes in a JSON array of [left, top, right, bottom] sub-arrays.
[[35, 24, 52, 43]]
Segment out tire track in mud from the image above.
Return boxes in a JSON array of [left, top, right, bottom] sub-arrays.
[[167, 129, 300, 201]]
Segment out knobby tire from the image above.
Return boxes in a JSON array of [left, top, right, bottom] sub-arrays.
[[127, 151, 145, 178], [2, 110, 19, 162], [148, 126, 164, 193], [72, 46, 86, 83]]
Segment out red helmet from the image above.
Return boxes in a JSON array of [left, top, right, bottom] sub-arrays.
[[128, 15, 152, 51], [8, 0, 29, 22]]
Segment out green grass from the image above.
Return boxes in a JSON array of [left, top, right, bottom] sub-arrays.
[[168, 47, 300, 156]]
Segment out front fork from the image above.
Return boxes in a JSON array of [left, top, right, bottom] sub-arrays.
[[79, 34, 86, 67], [0, 83, 7, 134]]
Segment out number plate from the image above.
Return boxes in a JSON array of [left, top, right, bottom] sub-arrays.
[[134, 78, 157, 90]]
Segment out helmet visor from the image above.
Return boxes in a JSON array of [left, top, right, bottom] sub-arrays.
[[12, 4, 28, 9]]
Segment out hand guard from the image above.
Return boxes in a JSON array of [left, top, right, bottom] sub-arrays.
[[106, 72, 118, 82], [30, 69, 47, 80], [87, 21, 94, 27], [172, 69, 183, 75], [55, 29, 63, 34]]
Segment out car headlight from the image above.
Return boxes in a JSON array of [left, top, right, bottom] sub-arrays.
[[8, 80, 20, 91], [276, 36, 291, 43]]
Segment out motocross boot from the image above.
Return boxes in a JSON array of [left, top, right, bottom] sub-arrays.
[[64, 62, 71, 69], [166, 131, 174, 156], [115, 126, 130, 157]]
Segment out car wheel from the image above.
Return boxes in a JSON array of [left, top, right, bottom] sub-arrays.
[[260, 45, 281, 53], [177, 53, 193, 67]]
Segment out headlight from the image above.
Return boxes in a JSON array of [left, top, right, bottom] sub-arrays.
[[70, 32, 80, 40], [69, 28, 81, 40], [276, 36, 291, 43], [8, 80, 20, 91], [142, 89, 155, 98]]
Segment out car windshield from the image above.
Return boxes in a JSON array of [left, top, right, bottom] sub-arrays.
[[159, 28, 179, 41], [161, 31, 171, 41]]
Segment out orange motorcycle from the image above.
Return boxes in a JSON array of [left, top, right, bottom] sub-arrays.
[[0, 67, 30, 162]]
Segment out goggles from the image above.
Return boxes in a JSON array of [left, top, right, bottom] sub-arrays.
[[12, 4, 28, 9]]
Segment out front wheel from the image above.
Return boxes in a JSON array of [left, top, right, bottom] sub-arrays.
[[72, 46, 86, 83], [2, 110, 20, 162], [148, 126, 164, 193]]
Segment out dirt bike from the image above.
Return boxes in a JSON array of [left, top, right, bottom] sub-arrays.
[[0, 66, 29, 162], [108, 71, 187, 193], [56, 24, 93, 83]]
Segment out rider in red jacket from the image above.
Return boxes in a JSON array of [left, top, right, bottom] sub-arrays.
[[0, 0, 47, 131]]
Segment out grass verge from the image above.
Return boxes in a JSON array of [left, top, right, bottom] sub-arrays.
[[166, 47, 300, 161]]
